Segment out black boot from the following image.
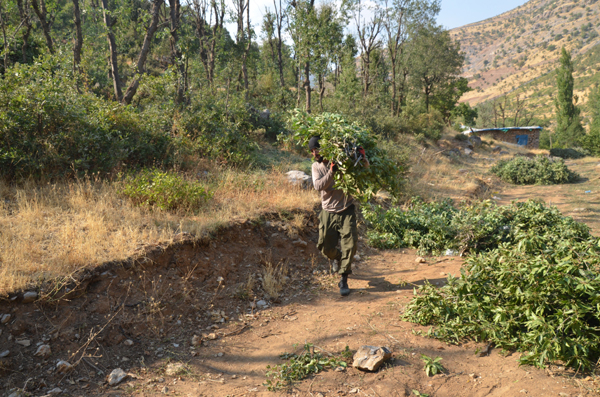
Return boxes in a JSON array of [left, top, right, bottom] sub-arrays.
[[339, 274, 350, 296]]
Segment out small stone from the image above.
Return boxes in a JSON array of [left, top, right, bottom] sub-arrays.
[[108, 368, 128, 386], [352, 346, 392, 371], [165, 362, 186, 376], [192, 335, 202, 346], [458, 168, 468, 174], [335, 366, 345, 372], [16, 339, 31, 347], [22, 291, 38, 303], [464, 148, 473, 155], [207, 333, 217, 340], [353, 254, 361, 261], [584, 376, 592, 381], [231, 374, 238, 379], [217, 352, 224, 357], [161, 386, 169, 394], [316, 393, 324, 397], [293, 239, 308, 248], [123, 339, 134, 346], [256, 300, 268, 309], [1, 314, 11, 324], [34, 344, 51, 358], [415, 257, 426, 264], [559, 393, 569, 397], [0, 350, 9, 358], [349, 388, 359, 394], [47, 388, 62, 395], [469, 373, 476, 378], [56, 360, 73, 373]]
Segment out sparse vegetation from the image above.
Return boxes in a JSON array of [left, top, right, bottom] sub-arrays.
[[265, 343, 348, 391]]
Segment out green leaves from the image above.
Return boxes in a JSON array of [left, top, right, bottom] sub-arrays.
[[490, 155, 579, 185], [285, 110, 404, 202], [121, 169, 213, 212], [400, 200, 600, 370], [421, 354, 445, 377], [264, 343, 349, 391]]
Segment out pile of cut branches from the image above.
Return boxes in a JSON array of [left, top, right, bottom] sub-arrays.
[[400, 200, 600, 370], [285, 110, 404, 202]]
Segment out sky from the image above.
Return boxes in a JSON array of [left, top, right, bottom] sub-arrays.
[[437, 0, 529, 29], [232, 0, 531, 39]]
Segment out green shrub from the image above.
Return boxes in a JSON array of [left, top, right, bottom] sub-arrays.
[[121, 169, 213, 211], [454, 133, 469, 141], [549, 147, 587, 159], [0, 54, 176, 180], [490, 155, 579, 185]]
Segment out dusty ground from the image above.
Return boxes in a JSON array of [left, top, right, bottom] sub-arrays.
[[2, 156, 600, 397], [1, 209, 599, 396]]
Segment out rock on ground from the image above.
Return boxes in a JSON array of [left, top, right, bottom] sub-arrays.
[[286, 170, 313, 189], [108, 368, 128, 386], [22, 291, 38, 303], [352, 346, 392, 372]]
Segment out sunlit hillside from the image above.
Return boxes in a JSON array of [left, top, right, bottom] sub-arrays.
[[451, 0, 600, 121]]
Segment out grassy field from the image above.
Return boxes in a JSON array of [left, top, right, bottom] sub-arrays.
[[0, 144, 319, 295]]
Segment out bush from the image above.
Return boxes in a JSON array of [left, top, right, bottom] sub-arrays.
[[402, 201, 600, 370], [549, 148, 587, 159], [490, 155, 579, 185], [454, 133, 468, 141], [0, 54, 176, 180], [121, 169, 213, 211]]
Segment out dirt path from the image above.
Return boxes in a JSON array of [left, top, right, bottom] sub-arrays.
[[127, 248, 595, 397]]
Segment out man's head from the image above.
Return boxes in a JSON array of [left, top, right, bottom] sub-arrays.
[[308, 136, 323, 162]]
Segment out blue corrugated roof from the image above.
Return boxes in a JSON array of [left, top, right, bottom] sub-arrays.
[[471, 126, 543, 133]]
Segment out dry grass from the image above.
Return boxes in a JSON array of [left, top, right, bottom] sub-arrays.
[[261, 262, 289, 300], [0, 169, 319, 295]]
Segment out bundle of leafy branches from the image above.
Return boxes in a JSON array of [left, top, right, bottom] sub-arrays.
[[363, 199, 587, 255], [264, 343, 348, 391], [400, 200, 600, 370], [490, 155, 579, 185], [285, 110, 404, 202]]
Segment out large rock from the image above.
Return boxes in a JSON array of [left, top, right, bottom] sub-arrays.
[[286, 170, 312, 189], [352, 346, 392, 371]]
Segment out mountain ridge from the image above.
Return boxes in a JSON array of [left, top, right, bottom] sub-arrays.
[[451, 0, 600, 122]]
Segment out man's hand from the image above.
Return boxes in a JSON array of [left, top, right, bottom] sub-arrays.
[[330, 161, 338, 173], [358, 146, 370, 168]]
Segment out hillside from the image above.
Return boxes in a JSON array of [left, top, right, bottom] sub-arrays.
[[451, 0, 600, 120]]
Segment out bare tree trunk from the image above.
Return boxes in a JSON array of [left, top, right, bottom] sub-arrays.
[[318, 73, 324, 112], [274, 0, 285, 88], [192, 0, 224, 89], [168, 0, 185, 104], [122, 0, 163, 104], [100, 0, 123, 101], [72, 0, 83, 72], [304, 60, 311, 112], [16, 0, 32, 63], [30, 0, 54, 54]]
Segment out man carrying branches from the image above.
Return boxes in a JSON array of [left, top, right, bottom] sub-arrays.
[[309, 136, 369, 296]]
